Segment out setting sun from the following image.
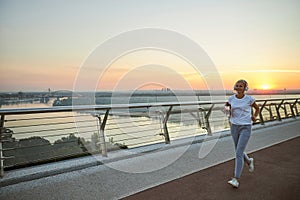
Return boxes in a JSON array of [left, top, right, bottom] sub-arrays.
[[261, 84, 271, 90]]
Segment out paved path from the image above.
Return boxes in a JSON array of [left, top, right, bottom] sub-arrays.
[[0, 120, 299, 200], [124, 135, 300, 200]]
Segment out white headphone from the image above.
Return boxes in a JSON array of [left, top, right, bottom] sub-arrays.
[[234, 79, 248, 91]]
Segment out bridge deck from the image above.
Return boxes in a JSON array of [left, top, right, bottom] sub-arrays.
[[0, 120, 299, 200]]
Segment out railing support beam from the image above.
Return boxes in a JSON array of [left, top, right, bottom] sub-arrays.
[[259, 101, 267, 125], [291, 99, 299, 117], [162, 106, 173, 144], [205, 105, 214, 136], [276, 100, 284, 121], [95, 109, 110, 157]]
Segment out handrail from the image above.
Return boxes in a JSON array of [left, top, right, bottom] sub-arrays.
[[0, 98, 298, 115], [0, 100, 226, 115], [0, 97, 299, 177]]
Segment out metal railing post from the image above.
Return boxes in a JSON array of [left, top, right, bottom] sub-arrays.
[[276, 100, 284, 121], [189, 107, 204, 129], [283, 102, 289, 118], [162, 106, 172, 144], [289, 102, 296, 118], [205, 105, 214, 136], [95, 109, 110, 157], [266, 105, 272, 120], [0, 114, 5, 177], [259, 101, 267, 125], [291, 99, 299, 117]]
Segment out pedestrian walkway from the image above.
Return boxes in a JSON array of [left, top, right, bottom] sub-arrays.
[[0, 120, 299, 200], [123, 135, 300, 200]]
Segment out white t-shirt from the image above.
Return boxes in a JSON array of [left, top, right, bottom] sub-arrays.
[[228, 94, 256, 125]]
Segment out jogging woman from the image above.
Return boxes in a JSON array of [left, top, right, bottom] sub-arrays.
[[226, 79, 260, 188]]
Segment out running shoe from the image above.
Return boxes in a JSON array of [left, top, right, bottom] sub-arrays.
[[228, 178, 239, 188]]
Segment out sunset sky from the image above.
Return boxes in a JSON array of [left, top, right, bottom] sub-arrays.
[[1, 0, 300, 92]]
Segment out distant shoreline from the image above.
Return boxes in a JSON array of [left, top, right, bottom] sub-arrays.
[[1, 89, 300, 96]]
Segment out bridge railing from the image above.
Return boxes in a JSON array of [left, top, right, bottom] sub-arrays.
[[0, 98, 299, 177]]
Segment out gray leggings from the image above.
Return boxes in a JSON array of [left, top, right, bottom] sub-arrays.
[[230, 124, 252, 178]]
